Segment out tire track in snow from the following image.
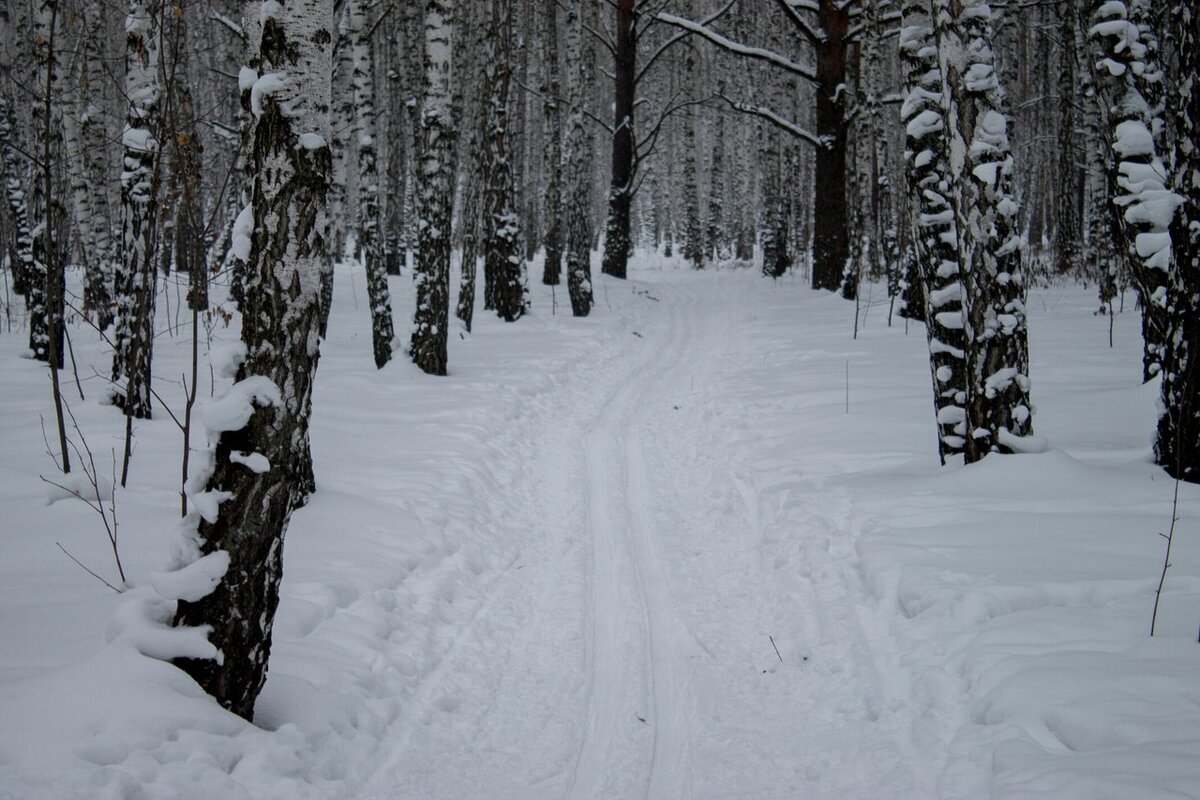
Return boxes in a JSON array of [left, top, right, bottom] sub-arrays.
[[567, 286, 697, 800]]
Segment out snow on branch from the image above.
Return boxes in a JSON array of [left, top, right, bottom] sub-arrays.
[[716, 95, 827, 149], [654, 11, 818, 83]]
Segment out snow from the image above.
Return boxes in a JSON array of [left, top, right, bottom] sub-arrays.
[[230, 203, 254, 264], [250, 72, 288, 118], [200, 375, 283, 434], [297, 132, 327, 150], [1, 257, 1198, 799]]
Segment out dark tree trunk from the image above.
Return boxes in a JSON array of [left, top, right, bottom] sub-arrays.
[[600, 0, 635, 280], [410, 0, 456, 375], [811, 0, 849, 292], [482, 0, 526, 322], [173, 0, 333, 721], [1155, 2, 1199, 482], [540, 0, 563, 285]]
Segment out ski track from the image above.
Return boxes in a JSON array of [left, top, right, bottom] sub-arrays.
[[568, 287, 697, 800], [357, 273, 927, 800]]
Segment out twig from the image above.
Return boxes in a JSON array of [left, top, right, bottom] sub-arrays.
[[55, 542, 122, 593], [64, 324, 84, 401]]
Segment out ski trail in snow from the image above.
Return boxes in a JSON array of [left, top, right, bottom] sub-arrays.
[[568, 289, 695, 800], [625, 429, 691, 800]]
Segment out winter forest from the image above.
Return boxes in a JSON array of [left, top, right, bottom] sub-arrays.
[[1, 0, 1199, 795]]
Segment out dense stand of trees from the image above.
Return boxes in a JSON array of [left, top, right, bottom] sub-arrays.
[[1, 0, 1196, 719]]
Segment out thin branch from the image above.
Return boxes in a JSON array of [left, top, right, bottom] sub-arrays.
[[55, 542, 122, 593], [717, 94, 827, 149], [636, 0, 738, 86], [773, 0, 823, 44], [655, 11, 817, 83]]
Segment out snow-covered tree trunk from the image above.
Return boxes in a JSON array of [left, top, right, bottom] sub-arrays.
[[900, 0, 967, 462], [539, 0, 562, 286], [383, 20, 405, 277], [935, 0, 1034, 462], [173, 0, 334, 720], [680, 30, 703, 270], [1088, 0, 1171, 381], [350, 0, 393, 368], [1154, 3, 1198, 482], [111, 0, 162, 419], [0, 96, 33, 298], [62, 22, 109, 327], [705, 98, 727, 262], [481, 0, 526, 322], [29, 0, 65, 368], [409, 0, 456, 375], [454, 4, 485, 331], [329, 9, 353, 262], [563, 0, 593, 317], [1052, 0, 1082, 276]]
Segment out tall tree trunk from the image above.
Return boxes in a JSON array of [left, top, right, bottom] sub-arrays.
[[173, 0, 334, 721], [540, 0, 563, 285], [111, 0, 162, 419], [0, 96, 33, 298], [936, 0, 1034, 462], [1087, 0, 1171, 381], [811, 0, 849, 291], [482, 0, 526, 322], [29, 0, 65, 368], [900, 0, 967, 462], [1154, 3, 1198, 481], [600, 0, 635, 280], [409, 0, 456, 375], [563, 0, 594, 316], [351, 0, 393, 368]]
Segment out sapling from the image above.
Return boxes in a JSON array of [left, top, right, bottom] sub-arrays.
[[40, 402, 126, 592], [1150, 469, 1181, 636]]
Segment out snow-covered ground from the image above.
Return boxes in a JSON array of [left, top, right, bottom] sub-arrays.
[[1, 256, 1197, 799]]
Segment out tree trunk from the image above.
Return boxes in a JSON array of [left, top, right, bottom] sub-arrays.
[[540, 0, 563, 285], [1154, 3, 1198, 482], [351, 0, 394, 368], [811, 0, 849, 291], [409, 0, 456, 375], [173, 0, 333, 721], [111, 0, 163, 419], [900, 0, 967, 462], [482, 0, 526, 322], [600, 0, 635, 280], [936, 0, 1034, 462], [1087, 0, 1170, 381], [563, 0, 594, 316]]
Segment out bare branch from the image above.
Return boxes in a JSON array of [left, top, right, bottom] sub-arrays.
[[655, 11, 817, 83], [717, 94, 826, 149]]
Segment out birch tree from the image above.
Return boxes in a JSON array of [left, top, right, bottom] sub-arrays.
[[173, 0, 334, 720], [1088, 0, 1171, 381], [409, 0, 456, 375], [935, 0, 1034, 461], [540, 0, 563, 286], [1154, 3, 1198, 482], [350, 0, 394, 368], [900, 0, 967, 461], [481, 0, 527, 322], [563, 0, 594, 316], [111, 0, 162, 419]]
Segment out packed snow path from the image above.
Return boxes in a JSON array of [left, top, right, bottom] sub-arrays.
[[358, 275, 927, 799], [4, 264, 1198, 799]]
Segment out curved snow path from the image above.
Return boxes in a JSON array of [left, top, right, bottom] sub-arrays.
[[568, 290, 698, 800], [356, 272, 926, 800]]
